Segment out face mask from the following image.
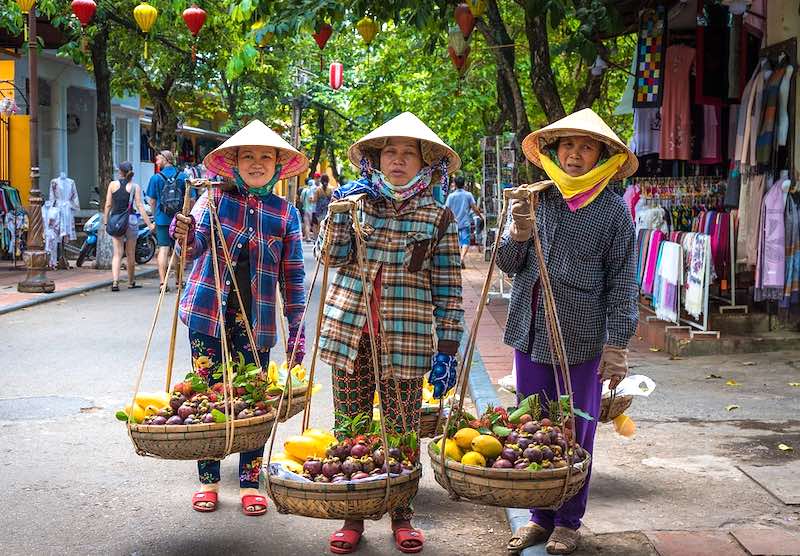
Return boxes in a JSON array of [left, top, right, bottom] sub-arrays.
[[370, 167, 433, 202], [232, 165, 282, 199]]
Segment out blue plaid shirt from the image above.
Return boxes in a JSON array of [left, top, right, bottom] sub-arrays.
[[179, 189, 306, 354]]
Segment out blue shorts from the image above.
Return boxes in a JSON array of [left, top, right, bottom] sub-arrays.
[[155, 224, 174, 248], [457, 227, 471, 247]]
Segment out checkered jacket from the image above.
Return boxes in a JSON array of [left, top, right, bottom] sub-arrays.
[[497, 186, 638, 365], [316, 191, 464, 379], [179, 189, 305, 353]]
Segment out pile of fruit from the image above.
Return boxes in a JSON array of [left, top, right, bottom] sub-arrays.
[[272, 412, 419, 483], [117, 359, 314, 425], [435, 394, 590, 471]]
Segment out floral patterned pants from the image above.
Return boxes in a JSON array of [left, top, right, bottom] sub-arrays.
[[189, 306, 270, 489], [332, 334, 424, 521]]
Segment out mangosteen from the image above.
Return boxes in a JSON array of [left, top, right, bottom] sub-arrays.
[[170, 393, 186, 411], [359, 457, 376, 474], [501, 446, 520, 462], [341, 457, 362, 476], [532, 431, 548, 445], [350, 471, 369, 481], [233, 399, 248, 414], [387, 459, 402, 475], [505, 431, 520, 445], [372, 448, 385, 467], [350, 442, 370, 459], [156, 407, 173, 419], [331, 473, 347, 483], [322, 458, 342, 479], [522, 421, 540, 435], [165, 415, 184, 426], [491, 459, 513, 469], [523, 446, 543, 463], [177, 404, 195, 421], [388, 447, 402, 461], [201, 413, 215, 424], [401, 460, 414, 471], [304, 458, 323, 477], [253, 408, 266, 417], [517, 436, 532, 451], [540, 446, 554, 461], [183, 416, 198, 425], [150, 416, 167, 426], [237, 409, 254, 420], [514, 458, 531, 470], [314, 475, 331, 483]]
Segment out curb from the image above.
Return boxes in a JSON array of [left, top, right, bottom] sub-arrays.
[[466, 343, 544, 554], [0, 267, 159, 316]]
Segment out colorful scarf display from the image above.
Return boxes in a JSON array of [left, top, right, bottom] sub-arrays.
[[232, 164, 283, 199], [539, 151, 627, 211]]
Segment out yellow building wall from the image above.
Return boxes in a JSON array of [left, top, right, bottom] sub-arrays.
[[10, 115, 30, 205], [766, 2, 800, 175]]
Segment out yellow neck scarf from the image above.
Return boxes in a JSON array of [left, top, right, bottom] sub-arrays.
[[539, 152, 627, 210]]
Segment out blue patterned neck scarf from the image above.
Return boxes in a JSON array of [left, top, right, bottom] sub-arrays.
[[233, 165, 282, 199]]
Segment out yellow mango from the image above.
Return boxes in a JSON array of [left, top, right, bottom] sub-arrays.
[[453, 428, 481, 451], [134, 391, 171, 410], [437, 438, 463, 462], [273, 450, 305, 465], [271, 456, 303, 474], [613, 414, 636, 437], [284, 435, 327, 461], [302, 428, 337, 448], [471, 434, 502, 458], [461, 451, 487, 467], [123, 403, 145, 424]]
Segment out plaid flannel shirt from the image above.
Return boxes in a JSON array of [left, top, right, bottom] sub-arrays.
[[497, 186, 638, 365], [179, 189, 306, 354], [316, 191, 464, 379]]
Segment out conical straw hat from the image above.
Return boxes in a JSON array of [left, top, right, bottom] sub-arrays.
[[203, 119, 309, 180], [348, 112, 461, 174], [521, 108, 638, 180]]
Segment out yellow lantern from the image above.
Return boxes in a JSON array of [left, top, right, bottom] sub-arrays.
[[356, 16, 378, 46], [133, 1, 158, 59], [16, 0, 36, 41], [466, 0, 487, 18]]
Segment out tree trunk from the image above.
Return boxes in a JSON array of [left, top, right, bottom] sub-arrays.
[[327, 142, 340, 183], [147, 86, 178, 153], [308, 108, 325, 175], [524, 8, 566, 123], [573, 44, 609, 112], [90, 26, 114, 270]]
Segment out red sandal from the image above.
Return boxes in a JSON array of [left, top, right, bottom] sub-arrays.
[[191, 491, 218, 512], [394, 528, 424, 553], [240, 494, 267, 516], [329, 528, 363, 554]]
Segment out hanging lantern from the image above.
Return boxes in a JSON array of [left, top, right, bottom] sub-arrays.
[[182, 4, 207, 62], [454, 3, 475, 40], [448, 45, 470, 74], [448, 26, 468, 57], [356, 16, 378, 46], [312, 23, 333, 70], [466, 0, 487, 18], [15, 0, 36, 42], [251, 21, 274, 48], [329, 62, 343, 90], [133, 1, 158, 59], [70, 0, 96, 52]]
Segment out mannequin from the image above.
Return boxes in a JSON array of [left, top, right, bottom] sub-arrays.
[[49, 172, 80, 269]]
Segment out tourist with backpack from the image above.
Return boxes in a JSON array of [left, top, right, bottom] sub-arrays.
[[147, 150, 188, 291]]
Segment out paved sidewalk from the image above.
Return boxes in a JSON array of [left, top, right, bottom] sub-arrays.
[[0, 260, 158, 315]]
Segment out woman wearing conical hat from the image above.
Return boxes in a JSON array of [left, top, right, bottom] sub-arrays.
[[500, 109, 639, 555], [171, 120, 309, 517], [317, 112, 464, 553]]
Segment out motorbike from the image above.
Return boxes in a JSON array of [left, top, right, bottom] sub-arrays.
[[76, 188, 157, 267]]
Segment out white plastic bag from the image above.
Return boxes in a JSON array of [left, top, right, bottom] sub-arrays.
[[602, 374, 657, 398]]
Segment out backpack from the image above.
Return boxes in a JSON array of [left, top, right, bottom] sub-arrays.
[[158, 171, 183, 216], [107, 182, 134, 237]]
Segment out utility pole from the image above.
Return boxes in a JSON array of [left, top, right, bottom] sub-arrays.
[[18, 6, 54, 293]]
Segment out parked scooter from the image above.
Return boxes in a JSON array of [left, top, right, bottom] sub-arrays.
[[76, 187, 156, 267]]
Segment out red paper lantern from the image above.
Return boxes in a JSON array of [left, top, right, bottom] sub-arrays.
[[313, 23, 332, 50], [182, 4, 207, 62], [329, 62, 343, 90], [448, 45, 470, 75], [454, 3, 475, 39], [71, 0, 96, 27]]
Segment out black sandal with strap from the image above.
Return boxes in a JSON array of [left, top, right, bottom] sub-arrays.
[[111, 282, 120, 292]]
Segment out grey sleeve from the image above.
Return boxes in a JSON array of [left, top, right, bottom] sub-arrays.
[[603, 209, 639, 347]]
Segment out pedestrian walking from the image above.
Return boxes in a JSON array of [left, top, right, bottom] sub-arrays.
[[301, 177, 318, 241], [170, 120, 309, 517], [147, 150, 188, 292], [317, 112, 464, 554], [500, 109, 639, 555], [445, 175, 483, 267], [103, 161, 154, 291], [312, 173, 332, 223]]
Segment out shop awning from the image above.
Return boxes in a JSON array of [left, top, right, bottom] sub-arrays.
[[140, 117, 229, 141]]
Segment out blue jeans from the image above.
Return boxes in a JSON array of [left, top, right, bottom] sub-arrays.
[[189, 306, 270, 488]]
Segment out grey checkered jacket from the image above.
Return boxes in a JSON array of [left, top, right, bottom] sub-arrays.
[[497, 185, 638, 365]]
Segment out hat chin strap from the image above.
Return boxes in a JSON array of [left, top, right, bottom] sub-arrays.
[[233, 165, 282, 198]]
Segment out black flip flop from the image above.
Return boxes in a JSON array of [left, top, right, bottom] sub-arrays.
[[111, 282, 120, 292], [128, 283, 142, 289]]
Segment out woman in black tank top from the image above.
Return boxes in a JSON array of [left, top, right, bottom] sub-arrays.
[[103, 161, 154, 290]]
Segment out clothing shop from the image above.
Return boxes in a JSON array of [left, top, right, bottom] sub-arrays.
[[617, 0, 798, 347]]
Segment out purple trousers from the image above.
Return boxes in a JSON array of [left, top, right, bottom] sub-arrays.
[[514, 349, 601, 531]]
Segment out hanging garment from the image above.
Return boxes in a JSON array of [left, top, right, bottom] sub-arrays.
[[782, 196, 800, 308], [42, 202, 61, 267], [642, 229, 665, 295], [699, 105, 722, 163], [736, 60, 767, 167], [754, 180, 786, 301], [684, 233, 709, 319], [654, 241, 681, 322], [633, 7, 667, 108], [755, 64, 788, 166], [777, 64, 795, 147], [737, 172, 768, 267], [631, 108, 662, 156], [49, 176, 80, 241], [660, 45, 696, 161]]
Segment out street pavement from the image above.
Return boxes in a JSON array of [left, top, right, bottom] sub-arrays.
[[0, 245, 507, 555], [2, 244, 800, 555]]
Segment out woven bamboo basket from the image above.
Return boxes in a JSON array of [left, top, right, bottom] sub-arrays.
[[128, 409, 276, 460], [419, 405, 444, 438], [599, 394, 633, 423], [428, 436, 589, 509], [268, 467, 422, 520]]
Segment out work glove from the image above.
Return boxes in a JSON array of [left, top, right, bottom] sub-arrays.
[[170, 213, 195, 246], [331, 177, 381, 201], [430, 352, 458, 400], [598, 345, 629, 390], [509, 198, 533, 242]]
